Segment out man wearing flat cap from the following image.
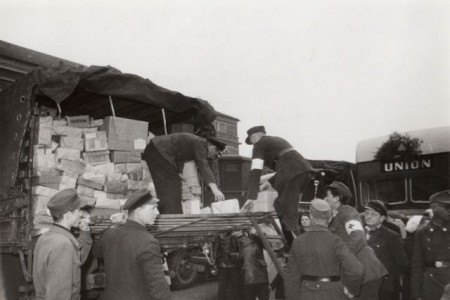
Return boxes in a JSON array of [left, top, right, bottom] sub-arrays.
[[93, 191, 172, 300], [285, 199, 364, 300], [364, 200, 408, 300], [143, 133, 225, 214], [33, 188, 92, 300], [242, 126, 314, 247], [325, 181, 387, 299], [411, 190, 450, 300]]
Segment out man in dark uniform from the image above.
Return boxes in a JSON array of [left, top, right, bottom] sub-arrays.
[[325, 181, 387, 300], [411, 190, 450, 300], [143, 133, 226, 214], [93, 191, 172, 300], [242, 126, 314, 246], [364, 200, 408, 300], [284, 198, 364, 300]]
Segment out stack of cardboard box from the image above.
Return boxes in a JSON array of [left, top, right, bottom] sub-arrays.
[[32, 115, 155, 227]]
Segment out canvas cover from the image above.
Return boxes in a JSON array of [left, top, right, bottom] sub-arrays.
[[0, 65, 217, 188]]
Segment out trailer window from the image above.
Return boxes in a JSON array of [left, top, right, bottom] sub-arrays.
[[369, 179, 407, 204], [410, 176, 449, 203]]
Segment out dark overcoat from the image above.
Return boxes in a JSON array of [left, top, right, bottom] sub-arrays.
[[366, 225, 408, 296], [143, 133, 216, 213], [284, 225, 364, 300], [93, 220, 172, 300], [411, 221, 450, 300], [329, 205, 388, 284]]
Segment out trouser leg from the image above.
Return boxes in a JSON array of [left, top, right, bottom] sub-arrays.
[[143, 143, 183, 214]]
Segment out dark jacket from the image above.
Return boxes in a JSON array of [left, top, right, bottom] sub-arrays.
[[237, 231, 269, 285], [284, 225, 364, 300], [33, 225, 92, 300], [366, 225, 408, 293], [411, 220, 450, 300], [147, 133, 216, 185], [329, 205, 388, 284], [93, 220, 172, 300], [246, 135, 313, 200], [215, 232, 240, 268]]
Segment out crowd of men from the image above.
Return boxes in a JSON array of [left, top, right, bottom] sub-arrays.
[[32, 126, 450, 300]]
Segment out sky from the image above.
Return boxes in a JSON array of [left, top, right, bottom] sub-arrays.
[[1, 0, 449, 162]]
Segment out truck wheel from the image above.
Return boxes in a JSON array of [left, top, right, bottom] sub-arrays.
[[167, 250, 199, 290]]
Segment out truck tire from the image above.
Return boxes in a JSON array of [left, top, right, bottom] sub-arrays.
[[167, 250, 199, 290]]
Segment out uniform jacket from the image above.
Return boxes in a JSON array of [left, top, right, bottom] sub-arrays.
[[93, 220, 172, 300], [284, 225, 364, 300], [33, 225, 93, 300], [329, 205, 388, 283], [237, 232, 269, 285], [247, 136, 313, 200], [366, 225, 408, 292], [147, 133, 216, 185], [411, 220, 450, 300]]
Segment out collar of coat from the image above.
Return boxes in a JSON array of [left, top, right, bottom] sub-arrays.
[[125, 219, 147, 230], [49, 224, 82, 250], [304, 224, 329, 232]]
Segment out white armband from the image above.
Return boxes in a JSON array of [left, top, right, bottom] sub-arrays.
[[251, 158, 264, 170], [345, 220, 364, 234]]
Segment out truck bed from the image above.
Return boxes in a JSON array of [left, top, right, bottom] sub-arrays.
[[90, 212, 279, 251]]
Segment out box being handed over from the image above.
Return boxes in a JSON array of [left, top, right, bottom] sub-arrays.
[[211, 199, 240, 214]]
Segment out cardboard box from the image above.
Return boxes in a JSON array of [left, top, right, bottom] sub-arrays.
[[32, 153, 57, 176], [81, 172, 106, 185], [110, 151, 142, 163], [78, 177, 104, 190], [95, 198, 122, 210], [104, 181, 128, 194], [34, 116, 53, 146], [55, 148, 81, 161], [52, 118, 68, 127], [85, 163, 115, 178], [33, 145, 52, 156], [103, 116, 148, 142], [253, 191, 278, 212], [77, 185, 95, 198], [52, 126, 83, 138], [211, 199, 240, 214], [56, 159, 86, 175], [182, 161, 200, 187], [114, 163, 128, 174], [82, 151, 111, 165], [60, 136, 84, 151], [59, 176, 77, 190], [107, 139, 146, 153], [84, 131, 108, 152], [79, 195, 96, 207], [32, 195, 51, 216], [32, 186, 59, 198], [32, 175, 61, 190], [66, 115, 91, 128]]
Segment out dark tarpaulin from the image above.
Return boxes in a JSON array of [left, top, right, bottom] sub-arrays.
[[0, 65, 217, 188], [32, 65, 216, 127]]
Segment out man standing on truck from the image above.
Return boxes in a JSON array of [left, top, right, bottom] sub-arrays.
[[325, 181, 387, 299], [143, 133, 226, 214], [411, 190, 450, 300], [33, 189, 92, 300], [242, 126, 314, 247], [93, 191, 172, 300]]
